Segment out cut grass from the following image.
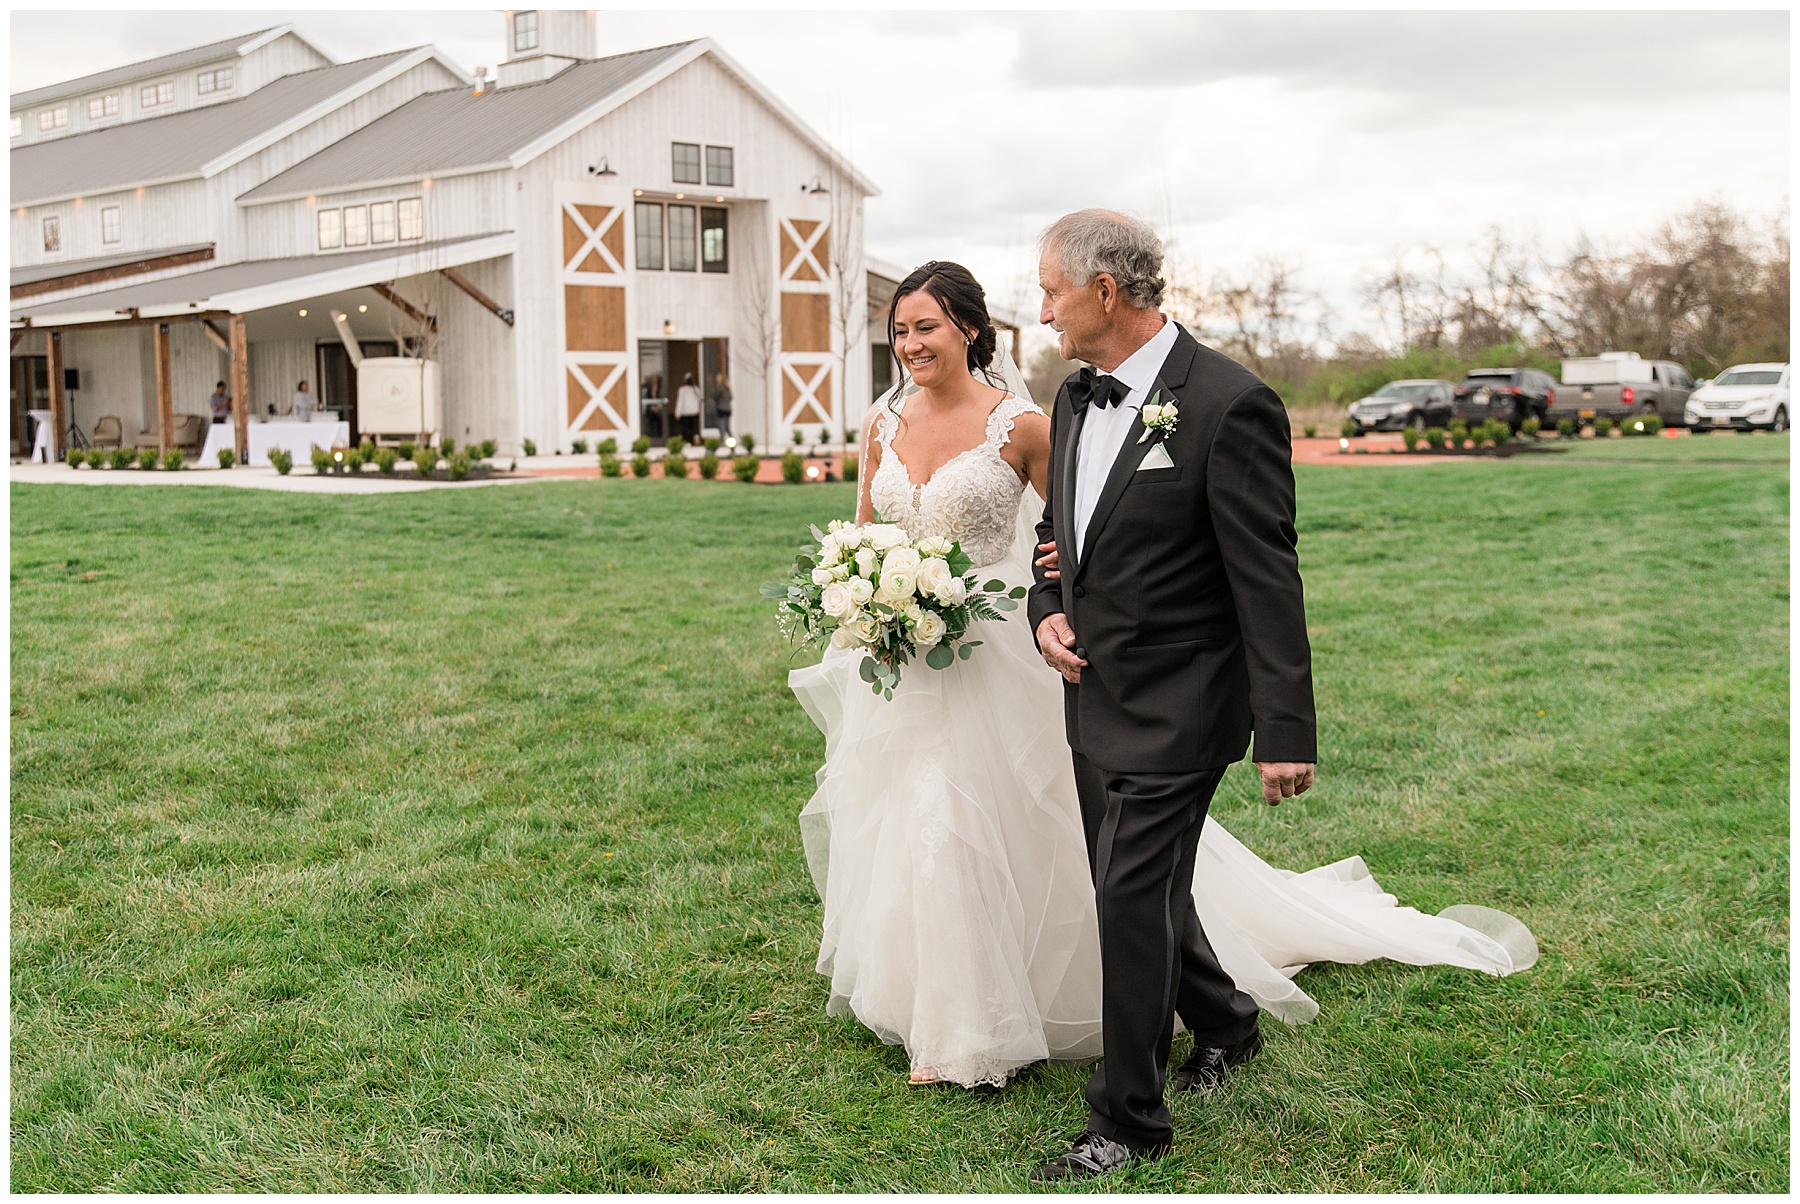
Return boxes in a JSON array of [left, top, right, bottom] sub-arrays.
[[10, 458, 1788, 1191]]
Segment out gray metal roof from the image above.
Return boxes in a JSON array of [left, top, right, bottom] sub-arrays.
[[241, 42, 695, 201], [11, 49, 418, 206], [12, 242, 215, 287], [14, 233, 509, 319], [11, 27, 283, 109]]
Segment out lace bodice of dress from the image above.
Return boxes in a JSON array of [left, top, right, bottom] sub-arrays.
[[868, 394, 1036, 569]]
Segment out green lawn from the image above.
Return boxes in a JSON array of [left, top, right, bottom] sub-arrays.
[[11, 452, 1788, 1191]]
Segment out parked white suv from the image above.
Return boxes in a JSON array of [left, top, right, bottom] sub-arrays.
[[1685, 363, 1789, 431]]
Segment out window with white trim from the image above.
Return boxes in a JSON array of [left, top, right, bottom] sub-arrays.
[[140, 81, 174, 108], [397, 197, 422, 241], [10, 115, 22, 139], [101, 205, 121, 244], [87, 94, 119, 120], [635, 202, 664, 269], [317, 208, 342, 250], [668, 204, 697, 272], [42, 215, 61, 253], [513, 10, 539, 52], [196, 67, 234, 95], [370, 200, 396, 244], [38, 106, 67, 132], [343, 205, 368, 247]]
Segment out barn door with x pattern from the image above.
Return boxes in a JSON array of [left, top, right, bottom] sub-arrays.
[[557, 191, 632, 441], [777, 214, 835, 436]]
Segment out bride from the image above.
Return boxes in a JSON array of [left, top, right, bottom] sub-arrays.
[[787, 261, 1534, 1089]]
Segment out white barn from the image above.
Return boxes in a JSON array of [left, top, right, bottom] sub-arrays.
[[10, 13, 877, 461]]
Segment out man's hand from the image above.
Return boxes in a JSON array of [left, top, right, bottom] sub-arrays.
[[1034, 540, 1060, 579], [1254, 762, 1315, 806], [1035, 614, 1086, 683]]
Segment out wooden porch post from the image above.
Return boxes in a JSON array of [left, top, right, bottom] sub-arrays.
[[153, 321, 173, 453], [44, 331, 65, 461], [229, 313, 250, 462]]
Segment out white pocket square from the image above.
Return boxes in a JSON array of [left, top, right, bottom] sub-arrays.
[[1137, 443, 1176, 471]]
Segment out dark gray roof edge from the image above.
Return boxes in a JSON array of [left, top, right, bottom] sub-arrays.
[[239, 41, 700, 201], [11, 242, 216, 286], [11, 26, 289, 109], [10, 47, 424, 168]]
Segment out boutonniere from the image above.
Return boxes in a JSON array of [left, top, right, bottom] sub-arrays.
[[1137, 391, 1179, 443]]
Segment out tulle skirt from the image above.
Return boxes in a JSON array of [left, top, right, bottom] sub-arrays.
[[789, 558, 1535, 1088]]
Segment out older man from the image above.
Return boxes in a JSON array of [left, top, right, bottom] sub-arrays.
[[1027, 210, 1317, 1182]]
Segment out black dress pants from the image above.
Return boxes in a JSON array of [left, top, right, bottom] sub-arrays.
[[1071, 751, 1261, 1151]]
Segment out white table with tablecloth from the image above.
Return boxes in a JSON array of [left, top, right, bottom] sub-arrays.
[[29, 409, 53, 462], [201, 420, 351, 467]]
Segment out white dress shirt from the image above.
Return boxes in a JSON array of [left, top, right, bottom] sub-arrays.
[[1072, 314, 1180, 553]]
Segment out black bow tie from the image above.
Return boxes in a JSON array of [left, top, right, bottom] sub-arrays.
[[1068, 368, 1131, 415]]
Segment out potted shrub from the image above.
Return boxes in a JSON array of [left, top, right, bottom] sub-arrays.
[[414, 446, 441, 476], [376, 448, 399, 475], [632, 436, 651, 455], [600, 453, 622, 477], [629, 453, 652, 477], [1401, 426, 1421, 452], [136, 448, 159, 470], [311, 447, 333, 474], [521, 438, 537, 457], [843, 453, 860, 482], [1303, 423, 1318, 439], [64, 448, 86, 468], [666, 452, 692, 478], [162, 449, 185, 471], [1520, 417, 1541, 439], [1424, 426, 1447, 451], [733, 454, 760, 482], [1339, 419, 1358, 440], [699, 452, 720, 479], [216, 447, 235, 469], [781, 450, 805, 483], [1641, 413, 1664, 436], [739, 432, 756, 454], [479, 439, 497, 459], [570, 438, 588, 454], [109, 447, 133, 470], [268, 448, 293, 475], [1593, 416, 1615, 438], [448, 452, 472, 480], [704, 436, 722, 453]]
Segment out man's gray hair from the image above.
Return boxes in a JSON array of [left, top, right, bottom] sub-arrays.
[[1039, 210, 1165, 309]]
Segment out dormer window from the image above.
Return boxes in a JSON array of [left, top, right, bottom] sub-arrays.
[[86, 93, 119, 120], [42, 216, 61, 253], [9, 115, 21, 139], [101, 206, 121, 244], [38, 106, 67, 132], [197, 67, 234, 95], [513, 10, 539, 53], [140, 81, 174, 108]]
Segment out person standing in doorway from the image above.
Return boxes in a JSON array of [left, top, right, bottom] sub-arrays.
[[675, 372, 703, 442], [209, 381, 233, 425], [710, 371, 734, 438], [291, 380, 315, 422]]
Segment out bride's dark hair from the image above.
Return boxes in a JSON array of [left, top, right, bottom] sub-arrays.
[[886, 261, 1002, 404]]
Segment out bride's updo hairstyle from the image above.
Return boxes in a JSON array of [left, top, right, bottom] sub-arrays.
[[886, 261, 1002, 398]]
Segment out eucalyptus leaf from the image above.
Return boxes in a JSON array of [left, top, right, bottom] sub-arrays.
[[759, 581, 789, 598], [926, 644, 954, 670], [992, 598, 1017, 611], [959, 641, 981, 660], [1008, 586, 1027, 599], [983, 579, 1006, 593], [858, 657, 877, 683]]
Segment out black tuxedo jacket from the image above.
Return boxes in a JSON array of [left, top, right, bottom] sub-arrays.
[[1027, 325, 1317, 773]]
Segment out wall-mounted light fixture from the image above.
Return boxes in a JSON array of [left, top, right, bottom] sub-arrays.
[[587, 157, 615, 176], [804, 175, 827, 194], [662, 319, 674, 335], [298, 308, 308, 317]]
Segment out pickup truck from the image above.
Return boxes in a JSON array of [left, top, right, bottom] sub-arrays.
[[1552, 353, 1695, 427]]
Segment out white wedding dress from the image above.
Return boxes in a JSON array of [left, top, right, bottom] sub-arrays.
[[788, 391, 1536, 1088]]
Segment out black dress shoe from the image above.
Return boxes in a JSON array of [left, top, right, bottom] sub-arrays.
[[1030, 1129, 1162, 1183], [1171, 1025, 1264, 1093]]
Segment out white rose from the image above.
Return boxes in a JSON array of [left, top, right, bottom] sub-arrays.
[[819, 542, 842, 567], [935, 575, 968, 607], [854, 547, 878, 577], [882, 547, 921, 576], [832, 562, 852, 581], [915, 557, 953, 599], [1141, 403, 1164, 425], [820, 581, 856, 618], [914, 610, 948, 647], [811, 567, 835, 586], [902, 602, 925, 626], [846, 615, 878, 645], [829, 625, 860, 649], [879, 566, 918, 604], [847, 577, 874, 606], [868, 524, 908, 551]]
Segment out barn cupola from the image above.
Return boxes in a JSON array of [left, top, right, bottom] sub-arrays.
[[496, 9, 594, 87]]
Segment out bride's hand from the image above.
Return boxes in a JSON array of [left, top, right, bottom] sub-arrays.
[[1034, 541, 1060, 579]]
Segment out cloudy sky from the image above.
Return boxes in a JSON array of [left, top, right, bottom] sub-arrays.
[[11, 7, 1790, 347]]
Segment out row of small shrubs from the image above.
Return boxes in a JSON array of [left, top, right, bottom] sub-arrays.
[[66, 447, 184, 470]]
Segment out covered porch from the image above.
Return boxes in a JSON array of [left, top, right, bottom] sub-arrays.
[[11, 233, 516, 463]]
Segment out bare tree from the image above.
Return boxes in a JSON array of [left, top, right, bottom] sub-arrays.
[[1361, 248, 1452, 353], [735, 201, 782, 444], [1202, 257, 1330, 386], [825, 154, 868, 447]]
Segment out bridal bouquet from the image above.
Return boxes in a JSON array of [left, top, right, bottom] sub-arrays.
[[763, 520, 1027, 699]]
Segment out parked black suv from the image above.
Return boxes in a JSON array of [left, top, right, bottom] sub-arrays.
[[1452, 368, 1556, 430]]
